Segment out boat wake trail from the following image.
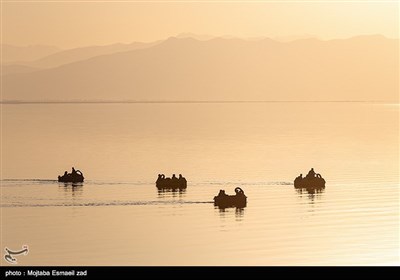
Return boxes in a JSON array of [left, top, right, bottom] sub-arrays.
[[1, 179, 293, 186], [1, 200, 214, 208]]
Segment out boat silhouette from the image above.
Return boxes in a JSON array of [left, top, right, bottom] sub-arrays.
[[214, 187, 247, 208], [294, 168, 325, 189], [58, 168, 84, 183], [156, 174, 187, 189]]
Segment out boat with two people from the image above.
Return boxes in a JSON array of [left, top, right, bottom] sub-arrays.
[[214, 187, 247, 208], [58, 167, 84, 183]]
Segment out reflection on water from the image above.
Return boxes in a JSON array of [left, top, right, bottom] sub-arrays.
[[59, 182, 84, 188], [215, 205, 246, 221], [235, 207, 245, 220], [58, 183, 83, 197], [295, 187, 325, 196], [157, 188, 186, 198], [295, 186, 325, 210]]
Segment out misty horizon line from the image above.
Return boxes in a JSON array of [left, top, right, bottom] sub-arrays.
[[1, 100, 396, 105], [2, 32, 397, 50]]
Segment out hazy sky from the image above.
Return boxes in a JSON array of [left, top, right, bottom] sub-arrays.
[[2, 1, 399, 48]]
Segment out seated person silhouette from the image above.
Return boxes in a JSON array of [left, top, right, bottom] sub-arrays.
[[306, 168, 316, 179], [218, 190, 227, 197], [178, 174, 187, 188]]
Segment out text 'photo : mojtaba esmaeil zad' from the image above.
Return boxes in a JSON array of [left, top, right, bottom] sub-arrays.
[[1, 0, 399, 272]]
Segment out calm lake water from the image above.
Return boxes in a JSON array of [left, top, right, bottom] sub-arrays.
[[1, 102, 399, 265]]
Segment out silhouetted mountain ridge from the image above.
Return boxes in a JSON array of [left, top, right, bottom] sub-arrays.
[[3, 35, 398, 101], [26, 40, 161, 69]]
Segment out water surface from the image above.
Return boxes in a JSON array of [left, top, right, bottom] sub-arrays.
[[1, 103, 398, 265]]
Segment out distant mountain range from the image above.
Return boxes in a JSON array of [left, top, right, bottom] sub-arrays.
[[2, 35, 398, 102], [2, 41, 160, 70], [2, 44, 61, 64]]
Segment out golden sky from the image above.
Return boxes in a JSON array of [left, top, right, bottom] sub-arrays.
[[2, 1, 399, 48]]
